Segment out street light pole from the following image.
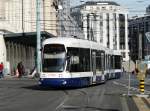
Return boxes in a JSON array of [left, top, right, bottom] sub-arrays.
[[22, 0, 24, 33], [36, 0, 41, 74], [138, 32, 142, 60]]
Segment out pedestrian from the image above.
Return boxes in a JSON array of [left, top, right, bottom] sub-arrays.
[[0, 62, 4, 78], [13, 64, 17, 76], [17, 62, 24, 78]]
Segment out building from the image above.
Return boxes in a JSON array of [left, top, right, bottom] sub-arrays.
[[0, 0, 58, 74], [146, 5, 150, 15], [0, 0, 82, 37], [0, 0, 82, 74], [0, 0, 58, 35], [54, 0, 84, 38], [129, 15, 150, 62], [71, 1, 129, 61]]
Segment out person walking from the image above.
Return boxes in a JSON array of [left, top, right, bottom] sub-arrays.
[[17, 62, 24, 78], [0, 62, 4, 78]]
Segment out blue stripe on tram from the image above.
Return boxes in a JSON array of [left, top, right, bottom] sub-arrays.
[[39, 77, 91, 88]]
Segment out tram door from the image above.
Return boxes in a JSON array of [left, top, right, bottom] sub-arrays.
[[92, 51, 96, 83]]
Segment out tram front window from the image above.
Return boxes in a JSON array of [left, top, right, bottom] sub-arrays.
[[42, 44, 66, 72]]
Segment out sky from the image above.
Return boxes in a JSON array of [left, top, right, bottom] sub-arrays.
[[71, 0, 150, 17]]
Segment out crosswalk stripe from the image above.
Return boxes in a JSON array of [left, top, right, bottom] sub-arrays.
[[133, 97, 150, 111]]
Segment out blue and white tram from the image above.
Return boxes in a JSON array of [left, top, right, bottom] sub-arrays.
[[39, 37, 122, 87], [104, 50, 122, 80]]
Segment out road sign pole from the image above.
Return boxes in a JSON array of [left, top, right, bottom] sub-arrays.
[[122, 59, 135, 96], [128, 72, 131, 96], [128, 58, 131, 96]]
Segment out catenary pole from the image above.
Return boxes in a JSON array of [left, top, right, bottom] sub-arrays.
[[36, 0, 41, 74]]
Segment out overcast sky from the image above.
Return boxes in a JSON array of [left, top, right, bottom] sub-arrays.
[[71, 0, 149, 17]]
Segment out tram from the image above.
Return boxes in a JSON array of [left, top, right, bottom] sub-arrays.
[[39, 37, 122, 87]]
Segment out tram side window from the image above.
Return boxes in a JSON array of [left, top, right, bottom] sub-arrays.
[[110, 55, 114, 69], [67, 47, 90, 72], [108, 55, 111, 69], [105, 55, 108, 69], [105, 55, 107, 69], [95, 51, 105, 71], [79, 48, 90, 72], [67, 48, 79, 72], [96, 51, 101, 71], [115, 55, 121, 69], [101, 52, 105, 70], [110, 55, 115, 69]]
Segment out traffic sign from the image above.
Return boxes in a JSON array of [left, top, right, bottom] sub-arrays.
[[122, 60, 135, 73]]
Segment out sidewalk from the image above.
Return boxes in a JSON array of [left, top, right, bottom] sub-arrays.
[[0, 74, 39, 80], [125, 95, 150, 111]]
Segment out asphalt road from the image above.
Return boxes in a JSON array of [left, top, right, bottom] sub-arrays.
[[0, 75, 150, 111]]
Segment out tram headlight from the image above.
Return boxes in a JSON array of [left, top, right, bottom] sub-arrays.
[[62, 81, 67, 85]]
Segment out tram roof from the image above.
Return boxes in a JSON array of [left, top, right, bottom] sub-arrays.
[[4, 31, 55, 47], [43, 37, 109, 52], [43, 37, 121, 55]]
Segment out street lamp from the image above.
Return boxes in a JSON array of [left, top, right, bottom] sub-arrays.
[[36, 0, 41, 74]]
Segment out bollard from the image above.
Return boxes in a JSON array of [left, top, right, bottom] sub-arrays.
[[139, 79, 145, 94]]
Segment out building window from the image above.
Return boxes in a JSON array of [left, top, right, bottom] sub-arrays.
[[119, 14, 125, 49], [0, 4, 5, 20], [101, 7, 106, 10], [97, 7, 100, 10], [121, 52, 126, 58], [100, 15, 103, 19], [90, 6, 93, 10], [107, 13, 110, 48]]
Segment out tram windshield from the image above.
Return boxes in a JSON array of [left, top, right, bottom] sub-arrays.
[[42, 44, 66, 72]]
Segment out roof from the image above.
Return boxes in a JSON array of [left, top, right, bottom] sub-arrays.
[[85, 1, 120, 6], [72, 1, 120, 9], [4, 31, 55, 47]]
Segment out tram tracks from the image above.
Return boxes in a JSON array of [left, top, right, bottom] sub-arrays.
[[55, 90, 69, 111], [56, 89, 89, 111], [55, 88, 110, 111]]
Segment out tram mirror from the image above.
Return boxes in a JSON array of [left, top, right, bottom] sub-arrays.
[[70, 56, 79, 64]]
